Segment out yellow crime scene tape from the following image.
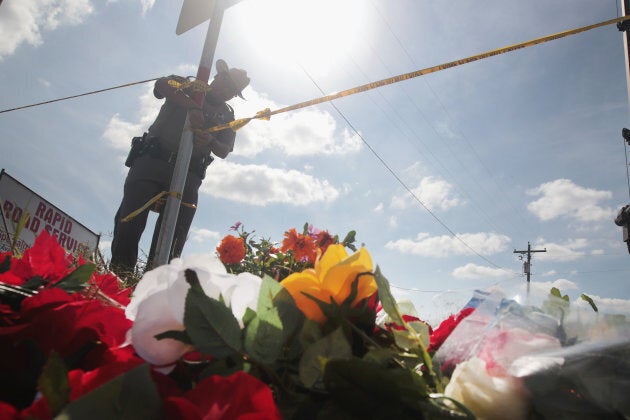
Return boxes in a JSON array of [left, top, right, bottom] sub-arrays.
[[123, 14, 630, 223], [121, 190, 196, 222], [196, 14, 630, 135]]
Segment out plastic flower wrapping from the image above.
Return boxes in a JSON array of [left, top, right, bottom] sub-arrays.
[[1, 225, 630, 419]]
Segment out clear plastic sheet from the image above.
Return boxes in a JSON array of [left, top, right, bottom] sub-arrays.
[[433, 287, 630, 419]]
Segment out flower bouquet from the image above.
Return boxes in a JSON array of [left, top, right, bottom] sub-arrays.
[[1, 225, 629, 419]]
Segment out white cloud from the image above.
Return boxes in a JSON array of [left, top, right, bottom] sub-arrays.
[[385, 232, 510, 257], [0, 0, 94, 59], [373, 202, 384, 213], [452, 263, 511, 279], [37, 78, 51, 88], [232, 89, 362, 157], [534, 238, 589, 262], [200, 160, 340, 206], [527, 179, 614, 222], [140, 0, 155, 16], [391, 176, 460, 211], [101, 85, 163, 151], [189, 227, 220, 243]]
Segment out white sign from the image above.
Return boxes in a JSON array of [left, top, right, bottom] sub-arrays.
[[176, 0, 243, 35], [176, 0, 217, 35], [0, 170, 100, 257]]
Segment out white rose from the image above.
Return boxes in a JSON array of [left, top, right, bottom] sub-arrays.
[[445, 357, 530, 420], [125, 254, 262, 368]]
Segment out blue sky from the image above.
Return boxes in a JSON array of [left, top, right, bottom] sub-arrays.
[[2, 0, 630, 322]]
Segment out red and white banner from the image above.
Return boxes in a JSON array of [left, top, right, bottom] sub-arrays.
[[0, 170, 100, 256]]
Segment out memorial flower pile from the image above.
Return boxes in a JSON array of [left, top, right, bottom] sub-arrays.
[[1, 226, 630, 419]]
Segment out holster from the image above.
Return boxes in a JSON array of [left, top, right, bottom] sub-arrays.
[[193, 155, 214, 180], [125, 133, 152, 167]]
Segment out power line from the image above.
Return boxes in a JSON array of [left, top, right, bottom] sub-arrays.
[[0, 78, 159, 114], [298, 63, 509, 271], [342, 48, 519, 246], [369, 0, 538, 239]]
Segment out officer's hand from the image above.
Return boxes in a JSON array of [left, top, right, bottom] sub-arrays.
[[193, 132, 214, 147], [189, 109, 204, 128]]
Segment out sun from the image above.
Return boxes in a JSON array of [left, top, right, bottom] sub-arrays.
[[233, 0, 366, 76]]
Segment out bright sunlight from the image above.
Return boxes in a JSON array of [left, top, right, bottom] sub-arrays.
[[233, 0, 367, 76]]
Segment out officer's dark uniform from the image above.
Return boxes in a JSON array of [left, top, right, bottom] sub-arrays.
[[111, 66, 246, 277], [615, 204, 630, 254]]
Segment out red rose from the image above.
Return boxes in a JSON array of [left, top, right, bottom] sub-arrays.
[[164, 371, 281, 419]]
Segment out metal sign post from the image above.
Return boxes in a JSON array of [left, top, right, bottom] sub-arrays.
[[153, 0, 232, 266]]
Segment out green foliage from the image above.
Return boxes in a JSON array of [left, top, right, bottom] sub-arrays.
[[580, 293, 599, 312], [38, 352, 69, 416], [323, 358, 428, 418], [151, 260, 469, 418], [299, 327, 352, 388], [57, 364, 163, 419], [222, 223, 357, 282], [183, 269, 243, 358], [244, 276, 285, 364], [56, 263, 95, 293]]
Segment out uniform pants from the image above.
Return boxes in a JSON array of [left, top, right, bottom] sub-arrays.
[[110, 155, 202, 276]]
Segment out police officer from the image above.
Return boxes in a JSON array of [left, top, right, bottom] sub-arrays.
[[615, 204, 630, 254], [110, 59, 250, 278]]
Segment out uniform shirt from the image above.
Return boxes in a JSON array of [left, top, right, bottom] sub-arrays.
[[147, 77, 236, 160]]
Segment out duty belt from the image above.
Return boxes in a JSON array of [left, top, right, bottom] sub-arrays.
[[146, 137, 214, 178]]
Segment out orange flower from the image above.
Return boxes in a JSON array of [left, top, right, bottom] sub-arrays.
[[281, 244, 377, 323], [216, 235, 246, 265], [281, 228, 317, 263]]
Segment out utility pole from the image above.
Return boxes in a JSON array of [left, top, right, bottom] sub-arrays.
[[513, 242, 546, 294], [153, 0, 243, 267], [620, 0, 630, 110]]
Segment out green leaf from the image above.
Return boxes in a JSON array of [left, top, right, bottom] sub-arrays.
[[242, 306, 257, 327], [342, 230, 357, 251], [392, 328, 423, 351], [244, 315, 283, 364], [273, 283, 305, 343], [199, 354, 245, 379], [155, 329, 193, 345], [183, 270, 243, 358], [550, 287, 569, 301], [298, 327, 352, 388], [57, 263, 96, 293], [244, 276, 285, 363], [38, 351, 69, 416], [56, 364, 162, 420], [581, 293, 599, 312], [299, 318, 323, 348], [22, 275, 47, 290], [323, 359, 428, 419], [374, 266, 405, 327]]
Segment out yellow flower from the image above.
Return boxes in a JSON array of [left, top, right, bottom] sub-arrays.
[[281, 244, 377, 323]]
